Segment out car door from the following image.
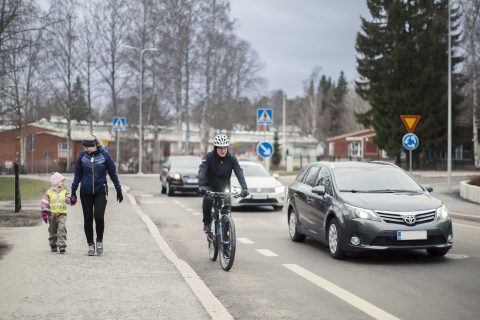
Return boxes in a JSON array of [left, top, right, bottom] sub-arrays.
[[305, 166, 334, 241], [294, 166, 321, 232]]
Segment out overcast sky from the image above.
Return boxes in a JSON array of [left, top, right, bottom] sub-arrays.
[[229, 0, 370, 97]]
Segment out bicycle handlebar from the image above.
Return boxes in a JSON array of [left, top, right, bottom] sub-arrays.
[[205, 190, 242, 199]]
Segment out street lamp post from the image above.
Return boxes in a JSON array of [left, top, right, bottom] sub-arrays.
[[125, 46, 158, 174]]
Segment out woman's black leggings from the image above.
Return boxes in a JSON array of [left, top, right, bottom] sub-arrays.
[[80, 192, 107, 245]]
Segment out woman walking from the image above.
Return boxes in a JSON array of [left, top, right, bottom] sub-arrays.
[[71, 134, 123, 256]]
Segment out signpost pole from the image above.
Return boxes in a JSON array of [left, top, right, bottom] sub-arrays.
[[409, 150, 412, 172], [116, 131, 120, 166]]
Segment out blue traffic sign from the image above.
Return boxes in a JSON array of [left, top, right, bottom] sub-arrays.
[[112, 116, 127, 131], [402, 133, 419, 151], [257, 141, 274, 158], [257, 108, 273, 125]]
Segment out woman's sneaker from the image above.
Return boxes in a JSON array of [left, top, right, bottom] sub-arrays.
[[50, 246, 58, 252], [96, 242, 103, 255], [88, 244, 95, 256], [59, 247, 66, 254]]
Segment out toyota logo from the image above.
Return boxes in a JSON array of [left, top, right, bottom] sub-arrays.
[[404, 215, 416, 225]]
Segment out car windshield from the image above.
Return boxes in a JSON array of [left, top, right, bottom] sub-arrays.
[[334, 166, 424, 193], [241, 164, 270, 177], [170, 157, 202, 170]]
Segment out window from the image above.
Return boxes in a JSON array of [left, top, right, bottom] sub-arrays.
[[295, 167, 309, 182], [349, 141, 363, 157], [328, 142, 335, 156], [57, 143, 71, 158], [304, 166, 320, 187], [315, 167, 333, 195]]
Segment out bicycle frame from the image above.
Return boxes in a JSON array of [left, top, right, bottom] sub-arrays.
[[206, 191, 239, 271]]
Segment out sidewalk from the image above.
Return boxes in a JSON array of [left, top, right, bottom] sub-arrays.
[[0, 190, 212, 320]]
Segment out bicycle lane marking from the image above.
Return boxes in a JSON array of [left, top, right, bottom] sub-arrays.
[[126, 192, 233, 320], [238, 238, 255, 244], [283, 264, 400, 320], [256, 249, 279, 257]]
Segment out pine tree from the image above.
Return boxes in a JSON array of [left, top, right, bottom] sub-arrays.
[[355, 0, 462, 164], [71, 76, 89, 121], [272, 131, 281, 169]]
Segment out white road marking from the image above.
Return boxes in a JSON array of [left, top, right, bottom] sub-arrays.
[[140, 199, 164, 204], [172, 200, 182, 205], [256, 249, 278, 257], [126, 192, 232, 320], [283, 264, 400, 320], [191, 212, 201, 216], [139, 194, 154, 198], [186, 208, 195, 212], [454, 223, 480, 230], [238, 238, 255, 244]]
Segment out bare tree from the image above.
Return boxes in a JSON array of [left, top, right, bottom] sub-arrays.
[[460, 0, 480, 167], [94, 0, 130, 118], [1, 0, 46, 170], [46, 0, 79, 171]]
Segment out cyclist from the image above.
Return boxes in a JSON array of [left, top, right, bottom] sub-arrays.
[[198, 134, 249, 233]]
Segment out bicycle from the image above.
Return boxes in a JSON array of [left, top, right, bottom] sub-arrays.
[[205, 191, 241, 271]]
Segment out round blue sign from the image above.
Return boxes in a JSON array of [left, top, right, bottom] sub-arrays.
[[402, 133, 419, 151], [257, 141, 274, 158]]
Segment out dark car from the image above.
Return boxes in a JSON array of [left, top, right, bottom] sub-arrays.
[[287, 161, 453, 259], [160, 156, 203, 196]]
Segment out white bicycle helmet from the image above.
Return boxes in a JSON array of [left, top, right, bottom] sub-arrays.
[[213, 134, 229, 147]]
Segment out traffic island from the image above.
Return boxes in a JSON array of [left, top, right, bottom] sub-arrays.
[[460, 180, 480, 204]]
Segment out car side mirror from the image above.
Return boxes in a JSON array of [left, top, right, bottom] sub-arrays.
[[312, 185, 326, 196], [424, 185, 433, 192], [272, 173, 279, 179]]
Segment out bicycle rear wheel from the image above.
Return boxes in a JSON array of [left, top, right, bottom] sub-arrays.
[[219, 214, 236, 271], [208, 221, 218, 261]]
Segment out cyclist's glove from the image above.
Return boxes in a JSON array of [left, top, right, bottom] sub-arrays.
[[198, 187, 207, 195], [240, 189, 250, 198]]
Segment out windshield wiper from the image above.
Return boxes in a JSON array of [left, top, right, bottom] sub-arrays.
[[339, 189, 367, 193], [366, 189, 420, 193]]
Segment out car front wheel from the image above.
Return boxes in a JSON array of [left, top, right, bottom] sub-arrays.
[[288, 208, 305, 242], [327, 218, 345, 259]]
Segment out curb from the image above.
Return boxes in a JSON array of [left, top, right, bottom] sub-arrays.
[[451, 212, 480, 223]]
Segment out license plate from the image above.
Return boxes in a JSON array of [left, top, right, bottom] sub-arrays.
[[186, 178, 198, 184], [396, 230, 427, 240], [251, 194, 267, 199]]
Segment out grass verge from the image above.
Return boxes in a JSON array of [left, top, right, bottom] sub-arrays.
[[0, 177, 50, 201]]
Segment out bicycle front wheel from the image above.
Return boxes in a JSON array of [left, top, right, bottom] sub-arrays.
[[207, 230, 218, 261], [219, 214, 236, 271]]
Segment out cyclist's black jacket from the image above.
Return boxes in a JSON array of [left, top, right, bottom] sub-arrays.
[[198, 151, 248, 192]]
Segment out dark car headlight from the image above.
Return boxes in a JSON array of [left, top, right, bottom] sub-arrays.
[[436, 205, 449, 220], [168, 173, 182, 180], [345, 203, 380, 221]]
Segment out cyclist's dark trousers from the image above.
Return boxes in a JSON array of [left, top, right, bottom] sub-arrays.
[[80, 192, 107, 245], [202, 196, 231, 224]]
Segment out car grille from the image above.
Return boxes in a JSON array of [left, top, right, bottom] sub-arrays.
[[239, 198, 279, 204], [376, 210, 436, 226], [248, 188, 275, 193], [371, 234, 446, 246]]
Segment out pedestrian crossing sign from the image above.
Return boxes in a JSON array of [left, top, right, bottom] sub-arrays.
[[112, 116, 127, 131], [257, 108, 273, 125]]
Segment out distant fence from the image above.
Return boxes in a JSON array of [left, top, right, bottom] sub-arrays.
[[0, 163, 21, 213]]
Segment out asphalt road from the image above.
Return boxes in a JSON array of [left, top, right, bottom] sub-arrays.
[[123, 175, 480, 320]]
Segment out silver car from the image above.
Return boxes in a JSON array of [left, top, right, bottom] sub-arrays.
[[231, 161, 286, 210]]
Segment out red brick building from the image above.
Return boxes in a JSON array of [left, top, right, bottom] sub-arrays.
[[0, 123, 117, 173], [326, 128, 387, 161]]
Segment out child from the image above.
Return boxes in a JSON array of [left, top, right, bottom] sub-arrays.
[[40, 172, 76, 254]]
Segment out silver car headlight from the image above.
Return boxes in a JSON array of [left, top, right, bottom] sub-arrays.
[[168, 173, 181, 180], [345, 203, 380, 221], [436, 205, 449, 220], [231, 186, 242, 193], [274, 186, 285, 194]]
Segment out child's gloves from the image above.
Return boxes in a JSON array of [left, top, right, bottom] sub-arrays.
[[41, 211, 49, 223]]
